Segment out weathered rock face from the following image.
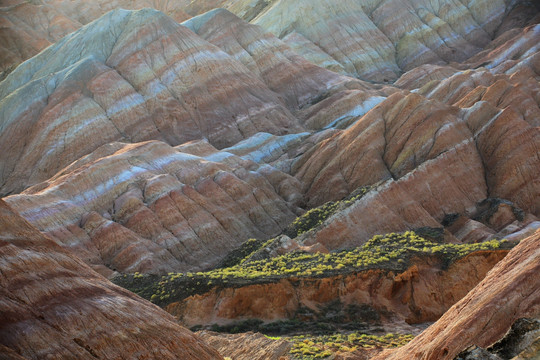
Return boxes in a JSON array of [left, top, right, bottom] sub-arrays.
[[295, 91, 483, 207], [0, 8, 303, 196], [3, 0, 538, 82], [373, 229, 540, 360], [249, 0, 539, 81], [0, 1, 80, 78], [182, 8, 371, 112], [4, 139, 302, 277], [166, 251, 508, 327], [0, 0, 537, 265], [456, 318, 540, 360], [290, 21, 540, 251], [253, 0, 399, 81], [0, 0, 193, 77], [0, 199, 223, 359]]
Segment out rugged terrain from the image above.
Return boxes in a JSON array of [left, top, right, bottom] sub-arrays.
[[0, 0, 539, 359], [0, 199, 222, 359]]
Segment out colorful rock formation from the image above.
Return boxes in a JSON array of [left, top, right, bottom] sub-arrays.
[[182, 8, 370, 112], [4, 140, 302, 277], [0, 0, 192, 76], [0, 8, 303, 195], [250, 0, 539, 81], [0, 199, 222, 359], [290, 20, 540, 251], [4, 0, 539, 82], [374, 229, 540, 360], [0, 1, 539, 359]]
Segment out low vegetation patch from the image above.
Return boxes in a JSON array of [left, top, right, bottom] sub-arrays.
[[194, 318, 325, 335], [284, 186, 371, 238], [192, 301, 380, 336], [218, 238, 267, 268], [288, 332, 414, 359], [113, 231, 513, 307]]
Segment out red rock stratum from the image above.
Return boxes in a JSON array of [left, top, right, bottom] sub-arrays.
[[167, 251, 508, 328], [373, 229, 540, 360], [0, 199, 222, 359]]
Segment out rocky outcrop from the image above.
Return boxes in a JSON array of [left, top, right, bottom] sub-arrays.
[[166, 251, 508, 327], [0, 199, 222, 359], [456, 318, 540, 360], [0, 8, 302, 195], [4, 139, 302, 277], [373, 229, 540, 360]]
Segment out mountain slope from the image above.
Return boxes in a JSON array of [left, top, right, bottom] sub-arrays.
[[0, 199, 222, 359], [0, 3, 539, 359], [289, 23, 540, 251], [249, 0, 538, 81], [2, 0, 539, 82], [374, 229, 540, 360], [0, 8, 304, 196], [0, 0, 193, 77], [4, 139, 304, 277], [182, 8, 371, 112]]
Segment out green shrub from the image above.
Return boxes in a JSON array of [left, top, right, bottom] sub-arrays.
[[288, 331, 414, 359], [284, 186, 372, 238], [113, 231, 513, 307]]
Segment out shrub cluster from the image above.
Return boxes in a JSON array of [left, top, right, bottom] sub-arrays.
[[284, 186, 371, 238], [288, 332, 414, 359], [218, 238, 267, 268], [114, 231, 512, 307]]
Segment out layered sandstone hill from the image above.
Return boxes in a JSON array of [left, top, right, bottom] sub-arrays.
[[5, 139, 304, 277], [0, 199, 222, 359], [0, 8, 304, 196], [0, 8, 387, 278], [1, 2, 540, 358], [290, 21, 540, 251], [3, 0, 539, 82], [0, 7, 374, 197], [252, 0, 539, 80], [182, 8, 372, 111], [373, 229, 540, 360], [2, 5, 539, 278], [194, 0, 539, 82], [0, 0, 191, 77], [0, 1, 79, 78]]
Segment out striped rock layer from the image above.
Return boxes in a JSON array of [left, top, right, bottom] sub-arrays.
[[0, 8, 306, 195], [5, 139, 303, 277], [1, 3, 539, 360], [2, 0, 539, 81], [0, 199, 222, 360], [291, 23, 540, 250], [249, 0, 539, 81]]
